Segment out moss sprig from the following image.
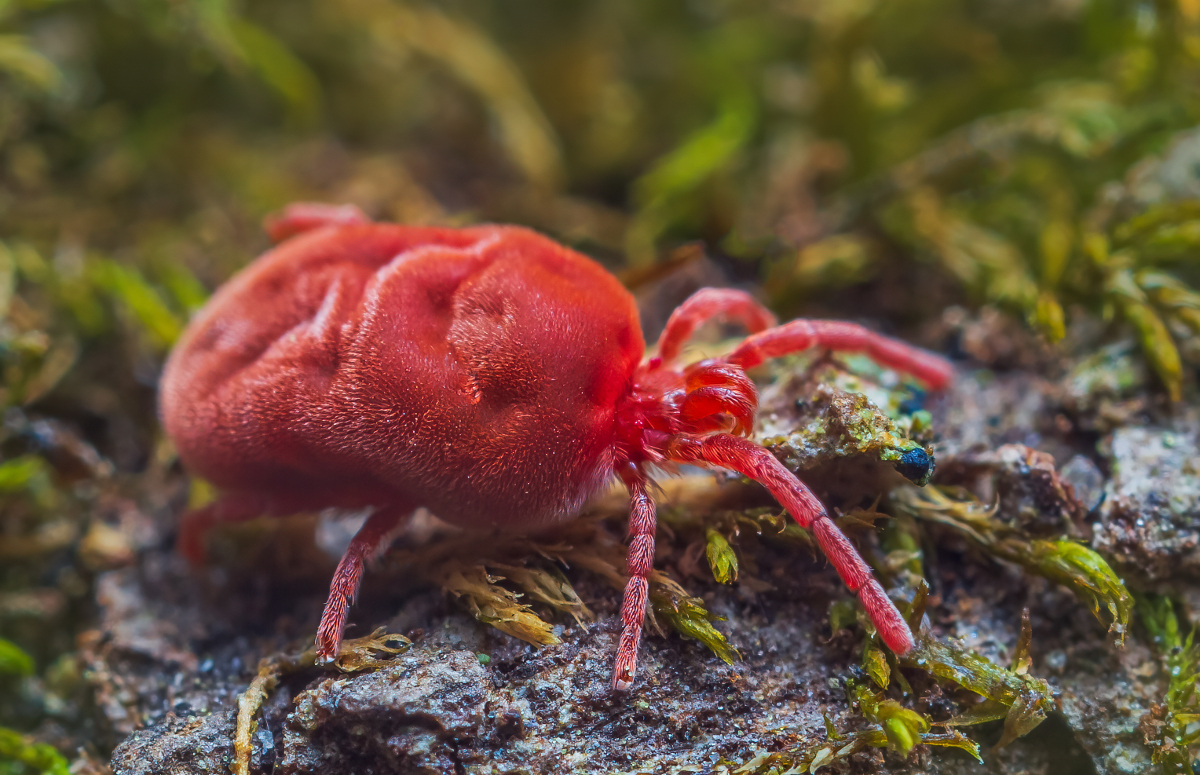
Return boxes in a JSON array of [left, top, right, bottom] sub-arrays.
[[1137, 594, 1200, 774], [727, 677, 982, 775], [893, 485, 1133, 644], [232, 628, 411, 775]]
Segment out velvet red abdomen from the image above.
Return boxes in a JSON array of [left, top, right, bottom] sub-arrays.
[[160, 223, 645, 528]]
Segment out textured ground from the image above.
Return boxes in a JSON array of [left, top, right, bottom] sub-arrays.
[[94, 314, 1200, 774]]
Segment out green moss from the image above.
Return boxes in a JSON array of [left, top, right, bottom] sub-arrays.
[[727, 674, 982, 774], [762, 382, 936, 486], [0, 728, 68, 775], [900, 625, 1053, 749], [650, 586, 739, 667], [704, 528, 739, 584], [894, 485, 1133, 643], [0, 640, 34, 679], [848, 678, 931, 757], [1138, 595, 1200, 774]]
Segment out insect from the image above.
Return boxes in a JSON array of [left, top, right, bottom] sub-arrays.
[[161, 203, 953, 690]]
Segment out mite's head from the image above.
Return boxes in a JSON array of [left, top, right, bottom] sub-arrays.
[[613, 355, 761, 468]]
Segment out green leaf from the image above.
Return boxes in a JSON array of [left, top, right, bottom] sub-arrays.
[[1024, 540, 1133, 645], [229, 19, 321, 122], [1139, 270, 1200, 334], [0, 638, 34, 677], [852, 683, 930, 757], [1107, 268, 1182, 401], [651, 588, 739, 665], [920, 729, 983, 763], [0, 456, 48, 494], [90, 258, 183, 351], [0, 35, 62, 93], [705, 529, 739, 584], [1038, 217, 1073, 287], [863, 646, 891, 689], [1034, 290, 1066, 342], [1112, 201, 1200, 246], [626, 92, 756, 265]]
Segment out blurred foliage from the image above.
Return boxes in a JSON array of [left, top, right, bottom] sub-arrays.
[[1138, 594, 1200, 774], [0, 0, 1197, 397], [0, 638, 64, 775], [0, 728, 68, 775], [0, 639, 34, 678]]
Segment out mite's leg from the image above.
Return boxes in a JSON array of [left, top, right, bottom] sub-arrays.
[[613, 464, 657, 690], [263, 202, 370, 243], [315, 504, 412, 663], [724, 319, 954, 390], [656, 288, 777, 365], [177, 491, 281, 566], [177, 488, 351, 565], [668, 434, 914, 654], [679, 361, 759, 436]]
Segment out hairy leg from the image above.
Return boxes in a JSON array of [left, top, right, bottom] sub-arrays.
[[315, 504, 412, 663], [177, 491, 284, 566], [667, 433, 914, 654], [177, 488, 366, 565], [613, 464, 657, 690], [679, 361, 759, 436], [724, 319, 954, 390], [656, 288, 776, 365], [263, 202, 370, 243]]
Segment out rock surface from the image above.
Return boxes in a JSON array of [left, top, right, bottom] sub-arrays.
[[109, 565, 1105, 775], [1092, 417, 1200, 583], [100, 343, 1191, 775]]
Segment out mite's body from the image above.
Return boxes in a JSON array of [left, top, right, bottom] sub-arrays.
[[162, 222, 639, 529], [162, 203, 953, 688]]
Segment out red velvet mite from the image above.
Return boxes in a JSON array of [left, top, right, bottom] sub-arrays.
[[160, 202, 954, 690]]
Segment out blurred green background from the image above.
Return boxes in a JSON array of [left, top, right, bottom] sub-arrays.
[[3, 0, 1200, 423], [2, 0, 1200, 769]]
